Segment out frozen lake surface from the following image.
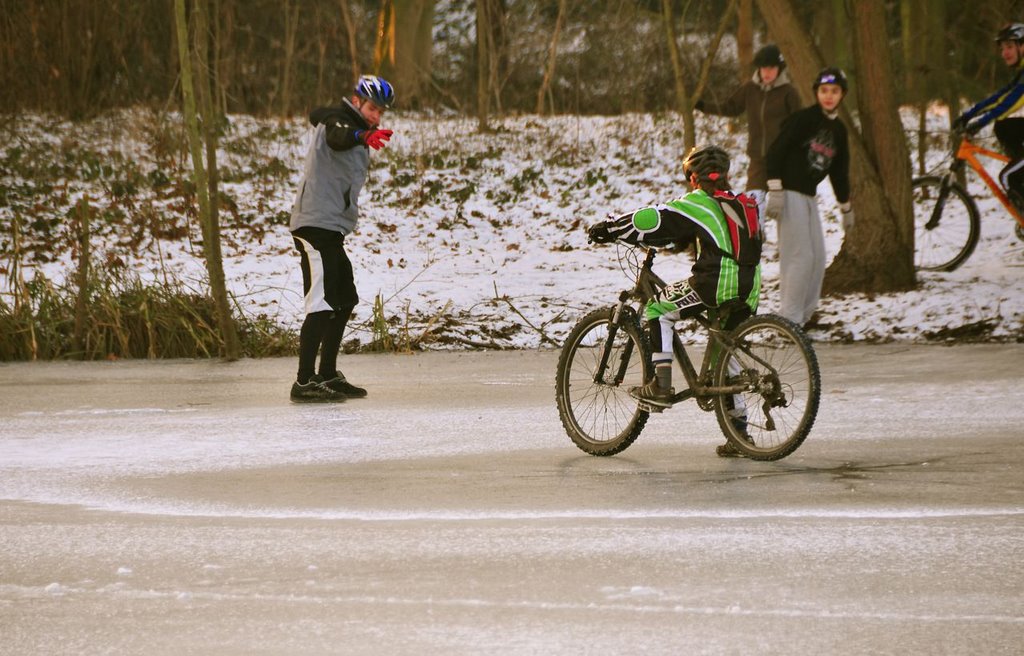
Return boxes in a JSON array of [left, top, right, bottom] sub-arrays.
[[1, 345, 1022, 654]]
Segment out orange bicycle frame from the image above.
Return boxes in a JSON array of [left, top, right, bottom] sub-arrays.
[[956, 138, 1024, 226]]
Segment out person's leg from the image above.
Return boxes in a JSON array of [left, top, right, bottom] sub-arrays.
[[634, 282, 703, 408], [291, 229, 344, 402], [316, 238, 367, 397], [293, 231, 336, 382], [316, 239, 356, 379], [297, 311, 331, 384], [801, 200, 827, 326], [776, 190, 816, 324], [994, 119, 1024, 209]]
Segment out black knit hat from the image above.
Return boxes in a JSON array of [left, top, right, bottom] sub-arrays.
[[753, 44, 785, 70]]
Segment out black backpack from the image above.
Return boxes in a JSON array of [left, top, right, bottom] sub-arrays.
[[712, 190, 763, 267]]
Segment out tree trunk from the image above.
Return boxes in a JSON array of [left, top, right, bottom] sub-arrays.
[[339, 0, 359, 83], [73, 197, 92, 358], [663, 0, 737, 152], [279, 0, 300, 117], [375, 0, 435, 108], [175, 0, 241, 360], [736, 0, 753, 84], [755, 0, 916, 294], [536, 0, 567, 115], [475, 0, 494, 131], [661, 0, 694, 150], [827, 0, 915, 292]]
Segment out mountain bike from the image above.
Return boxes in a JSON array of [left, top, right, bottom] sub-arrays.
[[912, 130, 1024, 271], [555, 246, 820, 461]]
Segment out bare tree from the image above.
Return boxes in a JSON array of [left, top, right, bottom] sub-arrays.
[[339, 0, 359, 81], [536, 0, 568, 115], [174, 0, 241, 359], [662, 0, 738, 150], [279, 0, 301, 117]]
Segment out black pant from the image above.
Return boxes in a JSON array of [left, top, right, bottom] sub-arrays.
[[994, 118, 1024, 200], [292, 227, 358, 383]]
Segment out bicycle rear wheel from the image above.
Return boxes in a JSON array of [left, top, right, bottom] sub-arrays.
[[556, 307, 651, 456], [713, 315, 820, 461], [912, 175, 980, 272]]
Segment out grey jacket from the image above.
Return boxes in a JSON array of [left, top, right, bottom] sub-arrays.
[[290, 99, 371, 235]]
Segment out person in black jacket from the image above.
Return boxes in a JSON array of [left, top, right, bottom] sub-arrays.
[[763, 67, 852, 328], [288, 75, 395, 402]]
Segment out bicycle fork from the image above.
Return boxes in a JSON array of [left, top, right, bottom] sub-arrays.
[[594, 291, 635, 387], [925, 172, 958, 231]]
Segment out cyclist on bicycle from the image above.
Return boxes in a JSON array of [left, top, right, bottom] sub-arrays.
[[954, 23, 1024, 209], [588, 145, 763, 457]]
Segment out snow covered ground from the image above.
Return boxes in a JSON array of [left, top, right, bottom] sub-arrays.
[[3, 106, 1022, 348]]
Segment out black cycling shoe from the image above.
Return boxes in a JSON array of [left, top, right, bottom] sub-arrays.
[[321, 371, 368, 398], [291, 375, 346, 403]]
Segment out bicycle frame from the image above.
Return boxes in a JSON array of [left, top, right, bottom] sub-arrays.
[[594, 248, 767, 405], [948, 137, 1024, 226]]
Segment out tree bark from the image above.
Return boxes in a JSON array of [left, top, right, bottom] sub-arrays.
[[736, 0, 753, 84], [475, 0, 495, 131], [828, 0, 915, 292], [375, 0, 435, 108], [755, 0, 916, 293]]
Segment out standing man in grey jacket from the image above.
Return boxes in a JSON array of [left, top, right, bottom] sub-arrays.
[[695, 44, 802, 198], [289, 75, 395, 402]]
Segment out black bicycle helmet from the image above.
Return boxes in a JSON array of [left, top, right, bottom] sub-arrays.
[[683, 145, 730, 183], [995, 23, 1024, 43], [752, 44, 786, 71], [354, 75, 396, 109], [813, 67, 848, 93]]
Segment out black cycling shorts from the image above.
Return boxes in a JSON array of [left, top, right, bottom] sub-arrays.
[[292, 226, 358, 315]]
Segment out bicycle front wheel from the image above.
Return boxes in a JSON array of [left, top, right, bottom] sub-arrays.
[[556, 307, 651, 456], [912, 175, 980, 272], [713, 315, 820, 461]]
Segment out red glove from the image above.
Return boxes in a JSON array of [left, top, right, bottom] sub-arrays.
[[359, 128, 393, 150]]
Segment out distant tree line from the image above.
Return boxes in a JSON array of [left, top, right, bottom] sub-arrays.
[[2, 0, 1021, 120]]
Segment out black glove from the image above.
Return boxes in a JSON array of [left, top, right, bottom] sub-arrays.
[[952, 115, 969, 133], [694, 99, 706, 112], [588, 222, 614, 244]]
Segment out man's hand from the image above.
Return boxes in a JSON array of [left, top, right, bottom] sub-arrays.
[[840, 202, 854, 231], [588, 222, 614, 244], [764, 179, 784, 221], [357, 129, 393, 150], [952, 115, 967, 131]]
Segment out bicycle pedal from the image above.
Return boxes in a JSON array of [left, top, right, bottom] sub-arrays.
[[636, 400, 666, 413]]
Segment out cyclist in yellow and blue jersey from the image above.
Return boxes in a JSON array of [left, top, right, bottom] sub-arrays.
[[955, 23, 1024, 207], [587, 146, 763, 456]]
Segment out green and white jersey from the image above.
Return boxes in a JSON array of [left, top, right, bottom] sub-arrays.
[[603, 189, 762, 311]]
